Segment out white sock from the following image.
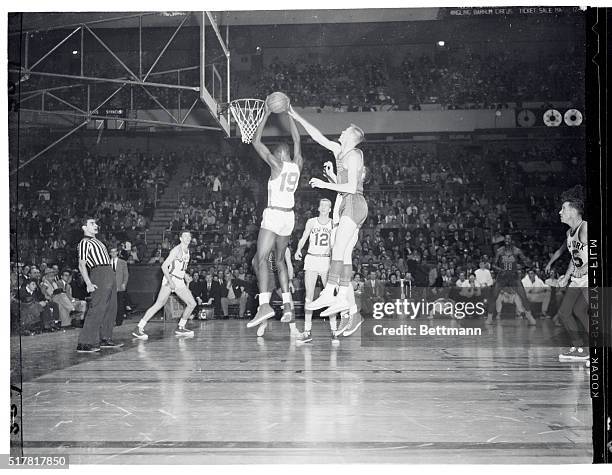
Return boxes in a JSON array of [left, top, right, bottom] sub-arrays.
[[305, 321, 312, 332], [282, 292, 292, 304], [289, 322, 297, 331], [338, 286, 348, 298], [329, 315, 337, 331], [259, 292, 271, 305]]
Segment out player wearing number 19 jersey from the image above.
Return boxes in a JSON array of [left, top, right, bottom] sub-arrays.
[[247, 105, 303, 329]]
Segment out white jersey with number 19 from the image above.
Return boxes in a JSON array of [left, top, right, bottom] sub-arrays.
[[268, 161, 300, 208]]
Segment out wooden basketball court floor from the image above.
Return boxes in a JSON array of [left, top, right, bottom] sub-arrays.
[[11, 316, 592, 464]]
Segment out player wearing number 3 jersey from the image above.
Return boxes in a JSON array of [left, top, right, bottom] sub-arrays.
[[246, 104, 303, 329]]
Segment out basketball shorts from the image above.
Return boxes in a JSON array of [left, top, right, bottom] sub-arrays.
[[338, 193, 368, 228], [261, 208, 295, 237], [162, 275, 187, 292], [304, 254, 331, 274], [569, 275, 588, 288], [569, 274, 588, 300]]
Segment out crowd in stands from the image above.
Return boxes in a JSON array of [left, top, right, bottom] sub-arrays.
[[251, 56, 396, 111], [11, 136, 583, 333], [11, 146, 175, 269], [401, 50, 584, 109], [240, 49, 583, 110]]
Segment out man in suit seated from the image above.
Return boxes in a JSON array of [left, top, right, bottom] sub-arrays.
[[57, 269, 87, 325], [220, 269, 248, 319], [18, 279, 59, 333], [188, 271, 205, 317], [362, 270, 385, 318], [201, 272, 222, 319]]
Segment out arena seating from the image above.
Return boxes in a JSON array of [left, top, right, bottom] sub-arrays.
[[11, 136, 583, 333]]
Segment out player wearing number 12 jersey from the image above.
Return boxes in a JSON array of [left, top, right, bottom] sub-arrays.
[[246, 105, 303, 329], [294, 198, 334, 342]]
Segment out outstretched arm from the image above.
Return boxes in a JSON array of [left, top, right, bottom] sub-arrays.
[[295, 219, 313, 260], [545, 242, 566, 273], [288, 115, 303, 170], [252, 108, 277, 167], [288, 105, 341, 155]]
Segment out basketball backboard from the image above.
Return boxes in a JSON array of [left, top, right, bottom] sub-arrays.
[[198, 12, 231, 137]]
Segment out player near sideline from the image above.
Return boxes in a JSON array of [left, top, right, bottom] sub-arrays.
[[544, 186, 589, 361], [246, 105, 303, 329], [294, 198, 335, 343], [132, 230, 197, 339], [485, 234, 537, 326], [288, 106, 367, 335]]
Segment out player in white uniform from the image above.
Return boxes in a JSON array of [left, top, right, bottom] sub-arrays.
[[544, 186, 589, 361], [254, 248, 300, 338], [294, 198, 334, 342], [133, 230, 197, 339], [246, 105, 303, 329]]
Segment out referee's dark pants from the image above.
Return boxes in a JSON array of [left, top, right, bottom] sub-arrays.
[[78, 266, 117, 346]]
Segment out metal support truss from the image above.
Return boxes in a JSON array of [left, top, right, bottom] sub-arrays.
[[10, 12, 218, 172]]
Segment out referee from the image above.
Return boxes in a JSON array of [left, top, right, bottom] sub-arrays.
[[76, 217, 123, 353]]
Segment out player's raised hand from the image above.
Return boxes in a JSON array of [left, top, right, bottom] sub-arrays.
[[544, 262, 552, 274], [323, 161, 336, 183], [309, 178, 325, 189], [294, 250, 303, 261]]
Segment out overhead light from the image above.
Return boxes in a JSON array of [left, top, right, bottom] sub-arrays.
[[437, 41, 445, 47], [72, 50, 78, 55]]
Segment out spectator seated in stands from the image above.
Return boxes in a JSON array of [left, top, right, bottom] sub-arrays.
[[521, 268, 551, 319]]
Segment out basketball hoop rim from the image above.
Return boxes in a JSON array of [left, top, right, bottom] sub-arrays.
[[229, 98, 265, 107]]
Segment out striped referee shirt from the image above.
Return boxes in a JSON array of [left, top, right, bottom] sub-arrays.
[[78, 236, 111, 268]]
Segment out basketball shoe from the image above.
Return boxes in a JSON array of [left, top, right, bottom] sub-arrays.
[[247, 303, 275, 328]]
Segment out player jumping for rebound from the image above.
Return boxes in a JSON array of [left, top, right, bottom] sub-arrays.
[[246, 105, 303, 329], [294, 198, 335, 343], [544, 186, 589, 362], [254, 248, 300, 338], [132, 230, 197, 339], [288, 106, 367, 336]]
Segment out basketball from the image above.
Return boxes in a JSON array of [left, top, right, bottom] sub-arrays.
[[266, 92, 290, 114]]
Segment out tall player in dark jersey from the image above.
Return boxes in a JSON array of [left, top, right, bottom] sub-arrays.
[[485, 234, 537, 325], [288, 106, 367, 337]]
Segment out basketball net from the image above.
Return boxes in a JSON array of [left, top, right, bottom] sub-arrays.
[[229, 98, 265, 143]]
